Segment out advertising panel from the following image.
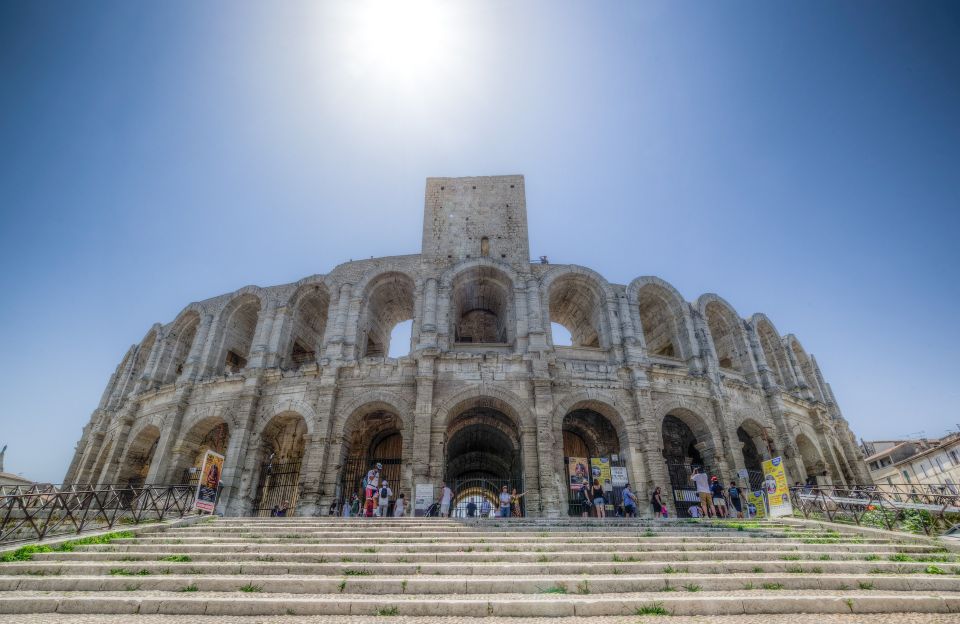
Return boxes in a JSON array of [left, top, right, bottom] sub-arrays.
[[590, 457, 612, 492], [567, 457, 590, 491], [761, 456, 793, 518], [193, 450, 224, 514]]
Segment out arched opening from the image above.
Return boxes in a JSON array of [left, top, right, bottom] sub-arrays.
[[160, 312, 200, 384], [551, 322, 573, 346], [175, 419, 230, 486], [130, 330, 157, 384], [283, 286, 329, 369], [360, 273, 415, 358], [795, 433, 826, 486], [638, 285, 683, 360], [756, 320, 788, 389], [833, 444, 855, 485], [450, 266, 514, 345], [562, 409, 624, 516], [252, 413, 307, 516], [338, 409, 404, 513], [117, 425, 161, 487], [548, 275, 604, 348], [661, 410, 719, 517], [736, 421, 768, 490], [215, 294, 260, 374], [789, 338, 820, 400], [704, 301, 744, 372], [445, 405, 523, 516]]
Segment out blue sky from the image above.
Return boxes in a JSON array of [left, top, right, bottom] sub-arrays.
[[1, 1, 958, 483]]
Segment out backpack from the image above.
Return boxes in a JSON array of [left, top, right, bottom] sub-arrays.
[[380, 486, 389, 499]]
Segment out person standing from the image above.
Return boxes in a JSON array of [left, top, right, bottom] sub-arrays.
[[439, 482, 453, 517], [466, 500, 477, 518], [690, 467, 711, 518], [576, 485, 592, 517], [377, 480, 393, 517], [498, 485, 512, 518], [510, 488, 526, 517], [621, 483, 638, 518], [480, 498, 492, 518], [710, 476, 727, 518], [650, 486, 665, 518], [590, 479, 606, 518], [728, 481, 744, 519], [394, 492, 406, 517], [364, 464, 382, 518]]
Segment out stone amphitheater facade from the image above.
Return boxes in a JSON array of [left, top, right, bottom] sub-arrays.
[[63, 175, 869, 517]]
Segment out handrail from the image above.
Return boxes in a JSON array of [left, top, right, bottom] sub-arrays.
[[0, 484, 196, 545], [789, 483, 960, 536]]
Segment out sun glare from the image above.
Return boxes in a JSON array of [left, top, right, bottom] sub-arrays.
[[342, 0, 458, 88]]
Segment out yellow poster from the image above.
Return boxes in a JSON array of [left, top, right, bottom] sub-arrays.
[[590, 457, 612, 492], [761, 456, 793, 518], [746, 489, 766, 519]]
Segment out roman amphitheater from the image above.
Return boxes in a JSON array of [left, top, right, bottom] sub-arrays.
[[63, 175, 869, 517]]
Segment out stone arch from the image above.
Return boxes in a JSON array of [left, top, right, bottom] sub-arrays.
[[556, 398, 628, 511], [334, 398, 410, 507], [157, 308, 201, 385], [171, 415, 231, 483], [657, 404, 724, 473], [628, 277, 692, 362], [250, 411, 309, 514], [441, 260, 519, 346], [257, 399, 318, 436], [435, 385, 534, 431], [541, 266, 615, 349], [281, 283, 331, 369], [786, 336, 822, 401], [90, 438, 114, 485], [356, 271, 416, 358], [697, 294, 750, 374], [211, 292, 263, 374], [751, 313, 792, 390], [795, 432, 828, 483], [117, 424, 161, 487], [735, 417, 770, 483], [130, 326, 159, 385]]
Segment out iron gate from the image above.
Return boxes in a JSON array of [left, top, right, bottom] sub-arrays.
[[337, 456, 402, 515], [252, 459, 302, 517], [665, 462, 724, 518], [451, 477, 525, 517], [564, 456, 628, 516]]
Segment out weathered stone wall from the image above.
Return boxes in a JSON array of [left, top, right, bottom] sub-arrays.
[[63, 175, 871, 517]]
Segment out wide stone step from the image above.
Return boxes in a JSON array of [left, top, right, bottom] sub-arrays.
[[3, 559, 957, 576], [1, 590, 957, 616], [2, 573, 960, 594]]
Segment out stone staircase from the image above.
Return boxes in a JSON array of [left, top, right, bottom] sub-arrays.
[[2, 517, 960, 618]]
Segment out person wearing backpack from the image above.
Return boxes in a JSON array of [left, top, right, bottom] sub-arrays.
[[377, 480, 393, 517]]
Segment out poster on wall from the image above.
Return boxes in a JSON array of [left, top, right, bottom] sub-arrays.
[[590, 457, 613, 492], [567, 457, 590, 491], [762, 456, 793, 518], [193, 450, 224, 513], [610, 466, 628, 487], [414, 483, 434, 517]]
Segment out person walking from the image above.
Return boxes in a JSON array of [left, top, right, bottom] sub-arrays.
[[466, 500, 477, 517], [364, 464, 382, 517], [690, 467, 711, 518], [710, 476, 727, 518], [650, 486, 665, 518], [377, 480, 393, 517], [394, 492, 406, 517], [350, 493, 361, 518], [590, 479, 606, 518], [480, 498, 492, 518], [621, 483, 638, 518], [510, 488, 526, 517], [728, 481, 744, 519], [498, 485, 512, 518], [439, 482, 454, 517]]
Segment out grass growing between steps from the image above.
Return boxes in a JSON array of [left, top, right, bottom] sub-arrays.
[[1, 529, 136, 562], [635, 603, 669, 616]]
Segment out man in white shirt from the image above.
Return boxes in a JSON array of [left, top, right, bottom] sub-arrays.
[[690, 467, 711, 518], [480, 498, 492, 518], [498, 485, 512, 518], [439, 482, 453, 517], [377, 480, 392, 517]]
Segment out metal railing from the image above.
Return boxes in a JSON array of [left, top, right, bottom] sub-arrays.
[[789, 483, 960, 536], [0, 484, 196, 545]]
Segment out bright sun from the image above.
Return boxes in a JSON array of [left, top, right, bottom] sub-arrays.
[[341, 0, 459, 88]]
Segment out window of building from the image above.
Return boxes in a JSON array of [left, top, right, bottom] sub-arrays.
[[902, 470, 911, 483]]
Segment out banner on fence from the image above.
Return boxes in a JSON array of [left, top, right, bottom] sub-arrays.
[[761, 456, 793, 518], [194, 450, 224, 513], [746, 489, 766, 519], [568, 457, 590, 491], [591, 457, 612, 492]]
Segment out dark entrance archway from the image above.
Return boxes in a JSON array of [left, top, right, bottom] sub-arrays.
[[562, 409, 624, 516], [661, 411, 720, 517], [737, 423, 768, 490], [338, 410, 404, 513], [445, 406, 523, 517]]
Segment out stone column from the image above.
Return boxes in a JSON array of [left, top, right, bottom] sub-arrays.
[[135, 328, 166, 392], [148, 386, 194, 484], [246, 300, 277, 370], [531, 374, 561, 517], [526, 279, 547, 351], [181, 313, 214, 381], [412, 356, 436, 485], [220, 377, 264, 515]]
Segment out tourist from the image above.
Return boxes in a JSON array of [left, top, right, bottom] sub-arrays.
[[510, 488, 526, 517], [439, 482, 453, 517], [590, 479, 606, 518], [728, 481, 744, 519], [687, 504, 702, 518], [466, 500, 477, 517], [394, 492, 406, 517], [350, 493, 360, 518], [622, 483, 638, 518], [275, 500, 289, 517], [710, 476, 727, 518], [364, 463, 382, 517], [690, 467, 711, 518], [650, 486, 665, 519], [480, 498, 492, 518], [498, 485, 512, 517], [343, 493, 356, 517], [377, 480, 392, 517], [575, 485, 591, 517]]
